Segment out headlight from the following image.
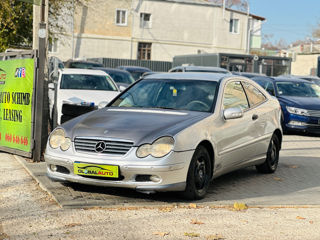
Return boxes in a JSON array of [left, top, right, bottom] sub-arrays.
[[60, 137, 72, 151], [49, 128, 71, 151], [136, 136, 174, 158], [136, 144, 152, 158], [286, 106, 309, 116]]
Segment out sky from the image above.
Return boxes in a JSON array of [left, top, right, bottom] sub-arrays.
[[249, 0, 320, 45]]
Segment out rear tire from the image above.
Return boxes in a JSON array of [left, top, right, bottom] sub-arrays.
[[182, 145, 212, 200], [256, 134, 280, 173]]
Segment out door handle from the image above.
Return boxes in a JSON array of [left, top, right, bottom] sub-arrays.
[[252, 114, 259, 121]]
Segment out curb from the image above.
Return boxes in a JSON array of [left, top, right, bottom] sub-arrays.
[[14, 155, 63, 208]]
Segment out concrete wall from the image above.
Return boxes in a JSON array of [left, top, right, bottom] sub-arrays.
[[291, 54, 320, 76], [50, 0, 254, 62], [74, 0, 132, 37]]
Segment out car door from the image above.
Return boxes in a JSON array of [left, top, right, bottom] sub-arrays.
[[215, 80, 257, 170], [241, 81, 270, 160]]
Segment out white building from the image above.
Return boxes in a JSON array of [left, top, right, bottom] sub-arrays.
[[49, 0, 265, 62]]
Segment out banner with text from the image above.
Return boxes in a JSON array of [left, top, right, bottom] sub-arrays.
[[0, 58, 34, 154]]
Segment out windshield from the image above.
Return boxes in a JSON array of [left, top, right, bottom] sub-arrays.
[[108, 71, 135, 84], [111, 79, 218, 112], [276, 81, 320, 97], [60, 74, 118, 91]]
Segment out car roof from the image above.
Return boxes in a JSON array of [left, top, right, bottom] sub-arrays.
[[64, 60, 103, 66], [60, 68, 108, 75], [118, 66, 151, 71], [233, 72, 266, 78], [251, 76, 311, 83], [295, 75, 320, 80], [143, 72, 230, 82], [273, 76, 311, 83], [93, 67, 130, 74], [172, 66, 230, 73]]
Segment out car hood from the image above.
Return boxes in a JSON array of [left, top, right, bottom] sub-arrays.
[[63, 108, 210, 145], [277, 96, 320, 110], [58, 89, 120, 106]]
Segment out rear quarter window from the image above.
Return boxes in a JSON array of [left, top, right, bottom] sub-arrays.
[[242, 82, 267, 108]]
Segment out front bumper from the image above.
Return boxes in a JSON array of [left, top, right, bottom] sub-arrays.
[[44, 149, 194, 192], [284, 114, 320, 134]]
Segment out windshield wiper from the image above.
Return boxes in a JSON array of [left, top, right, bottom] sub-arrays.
[[153, 106, 176, 110]]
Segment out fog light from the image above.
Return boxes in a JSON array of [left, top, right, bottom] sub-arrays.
[[50, 164, 58, 172], [288, 121, 307, 126], [150, 175, 161, 182]]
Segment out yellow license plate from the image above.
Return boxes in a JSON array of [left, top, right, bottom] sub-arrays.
[[74, 162, 119, 178]]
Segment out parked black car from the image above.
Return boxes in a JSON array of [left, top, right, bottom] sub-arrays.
[[64, 60, 103, 69], [93, 67, 135, 90], [117, 66, 152, 80], [232, 72, 266, 78]]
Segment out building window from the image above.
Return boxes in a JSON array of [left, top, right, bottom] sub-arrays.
[[48, 38, 58, 53], [116, 9, 127, 26], [229, 19, 239, 34], [140, 13, 152, 28], [138, 42, 152, 60]]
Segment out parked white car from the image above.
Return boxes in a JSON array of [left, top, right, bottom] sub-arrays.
[[49, 69, 120, 126]]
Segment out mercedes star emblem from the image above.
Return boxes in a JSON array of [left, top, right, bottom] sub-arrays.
[[95, 141, 106, 153]]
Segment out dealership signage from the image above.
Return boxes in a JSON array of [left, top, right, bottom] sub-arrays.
[[0, 58, 35, 156]]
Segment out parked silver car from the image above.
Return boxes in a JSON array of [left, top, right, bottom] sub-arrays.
[[45, 73, 282, 199]]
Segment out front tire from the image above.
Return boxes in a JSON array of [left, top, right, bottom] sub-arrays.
[[182, 145, 212, 200], [256, 134, 280, 173]]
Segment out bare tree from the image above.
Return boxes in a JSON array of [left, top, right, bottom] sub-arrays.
[[206, 0, 248, 11], [262, 34, 288, 50], [312, 22, 320, 39], [49, 0, 88, 36]]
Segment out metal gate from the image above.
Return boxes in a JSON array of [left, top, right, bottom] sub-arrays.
[[89, 57, 173, 72]]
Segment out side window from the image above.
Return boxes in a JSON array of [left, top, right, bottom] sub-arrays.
[[265, 82, 276, 96], [223, 81, 249, 110], [253, 79, 276, 96], [242, 82, 267, 107]]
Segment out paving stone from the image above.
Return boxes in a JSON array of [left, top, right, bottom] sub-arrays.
[[15, 134, 320, 208]]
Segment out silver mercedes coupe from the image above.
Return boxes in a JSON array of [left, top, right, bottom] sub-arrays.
[[45, 73, 282, 199]]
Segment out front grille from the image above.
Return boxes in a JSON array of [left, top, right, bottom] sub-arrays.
[[308, 110, 320, 118], [74, 138, 134, 155]]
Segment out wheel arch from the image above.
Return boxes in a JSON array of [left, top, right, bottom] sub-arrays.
[[198, 140, 215, 178], [273, 129, 282, 150]]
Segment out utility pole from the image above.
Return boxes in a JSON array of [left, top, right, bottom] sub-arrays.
[[72, 0, 75, 59], [33, 0, 47, 161]]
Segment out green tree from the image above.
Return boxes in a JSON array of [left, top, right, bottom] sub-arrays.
[[0, 0, 33, 51], [0, 0, 87, 52]]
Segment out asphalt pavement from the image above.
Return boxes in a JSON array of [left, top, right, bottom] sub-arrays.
[[13, 134, 320, 208]]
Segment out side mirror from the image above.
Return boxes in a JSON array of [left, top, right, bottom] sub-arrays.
[[119, 85, 126, 92], [223, 107, 243, 120]]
